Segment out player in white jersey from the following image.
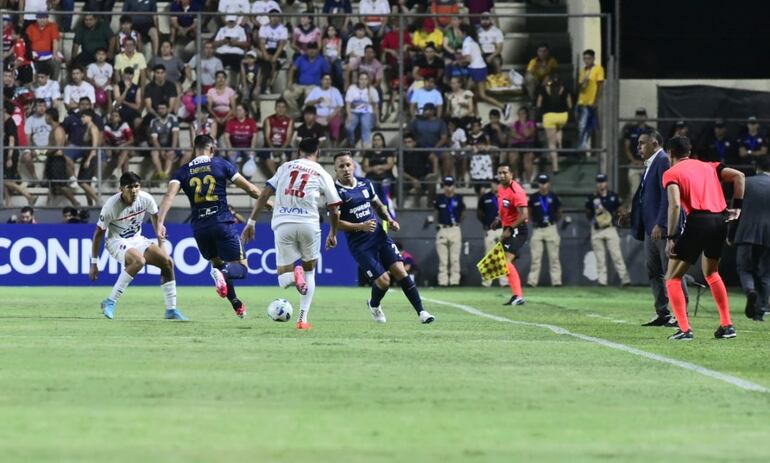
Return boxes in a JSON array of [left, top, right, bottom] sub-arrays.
[[242, 138, 341, 330], [89, 172, 188, 321]]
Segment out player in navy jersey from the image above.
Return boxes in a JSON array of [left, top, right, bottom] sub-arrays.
[[157, 135, 266, 318], [333, 152, 435, 324]]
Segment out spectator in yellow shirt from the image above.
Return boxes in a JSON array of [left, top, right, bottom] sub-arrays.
[[412, 18, 444, 51], [576, 49, 604, 151], [524, 43, 557, 100]]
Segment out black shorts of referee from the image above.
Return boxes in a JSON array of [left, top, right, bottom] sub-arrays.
[[502, 224, 529, 257], [673, 210, 728, 265]]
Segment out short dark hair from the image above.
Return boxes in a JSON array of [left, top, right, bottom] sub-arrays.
[[333, 150, 353, 162], [63, 206, 78, 215], [194, 134, 215, 150], [303, 105, 317, 115], [354, 22, 366, 30], [153, 64, 166, 72], [537, 42, 550, 50], [46, 108, 59, 120], [20, 206, 34, 214], [275, 98, 287, 106], [497, 163, 512, 172], [79, 96, 91, 103], [306, 42, 318, 50], [641, 127, 662, 144], [583, 49, 596, 57], [80, 109, 95, 119], [489, 109, 501, 118], [120, 15, 133, 24], [215, 70, 226, 79], [404, 132, 415, 141], [34, 98, 46, 105], [119, 171, 142, 187], [666, 136, 692, 159], [299, 137, 319, 156]]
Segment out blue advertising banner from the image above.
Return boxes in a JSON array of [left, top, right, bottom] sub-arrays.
[[0, 224, 358, 286]]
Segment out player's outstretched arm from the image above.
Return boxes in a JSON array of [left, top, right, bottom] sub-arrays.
[[89, 226, 105, 281], [157, 182, 182, 241], [720, 166, 745, 222], [233, 175, 263, 200], [242, 184, 275, 243]]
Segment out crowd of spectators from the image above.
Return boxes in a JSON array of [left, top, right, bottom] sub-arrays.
[[1, 0, 608, 209]]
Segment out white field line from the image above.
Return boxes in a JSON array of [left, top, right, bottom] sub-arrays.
[[424, 297, 769, 394]]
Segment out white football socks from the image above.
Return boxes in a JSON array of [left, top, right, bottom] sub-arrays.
[[298, 270, 316, 323], [161, 281, 177, 310], [278, 272, 296, 289], [109, 270, 134, 302]]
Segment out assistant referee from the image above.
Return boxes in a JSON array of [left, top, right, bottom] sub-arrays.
[[662, 136, 745, 341]]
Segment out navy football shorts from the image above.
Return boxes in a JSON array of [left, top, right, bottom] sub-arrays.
[[194, 222, 244, 262], [350, 235, 403, 282]]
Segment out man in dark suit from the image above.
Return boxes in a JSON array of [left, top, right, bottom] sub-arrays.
[[733, 156, 770, 321], [630, 129, 683, 326]]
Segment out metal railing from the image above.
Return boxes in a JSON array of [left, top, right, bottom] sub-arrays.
[[1, 8, 614, 208]]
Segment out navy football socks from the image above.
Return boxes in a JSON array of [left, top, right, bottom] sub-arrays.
[[370, 284, 388, 307], [399, 277, 424, 315]]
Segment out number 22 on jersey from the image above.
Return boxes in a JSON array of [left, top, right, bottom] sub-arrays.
[[190, 175, 218, 204], [284, 170, 309, 198]]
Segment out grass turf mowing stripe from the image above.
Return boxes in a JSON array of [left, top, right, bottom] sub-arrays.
[[424, 297, 770, 394]]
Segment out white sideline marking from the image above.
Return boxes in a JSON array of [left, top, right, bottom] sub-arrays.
[[424, 298, 769, 394]]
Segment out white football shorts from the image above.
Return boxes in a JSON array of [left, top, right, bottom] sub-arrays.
[[273, 222, 321, 266], [106, 235, 156, 264]]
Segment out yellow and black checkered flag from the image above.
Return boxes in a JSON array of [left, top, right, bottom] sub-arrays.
[[477, 242, 509, 281]]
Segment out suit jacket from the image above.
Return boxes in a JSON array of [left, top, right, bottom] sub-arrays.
[[631, 150, 670, 241], [735, 173, 770, 246]]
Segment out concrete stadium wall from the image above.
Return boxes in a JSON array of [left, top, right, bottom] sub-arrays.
[[567, 0, 603, 66]]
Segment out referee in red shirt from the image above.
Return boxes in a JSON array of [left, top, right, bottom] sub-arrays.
[[662, 136, 745, 340], [491, 164, 529, 306]]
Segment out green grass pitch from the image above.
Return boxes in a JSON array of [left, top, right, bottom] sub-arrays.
[[1, 286, 770, 462]]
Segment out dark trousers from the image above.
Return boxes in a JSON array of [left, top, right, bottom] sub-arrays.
[[644, 234, 689, 316], [737, 244, 770, 311]]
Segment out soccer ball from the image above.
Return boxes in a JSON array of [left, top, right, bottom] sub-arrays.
[[267, 299, 293, 322]]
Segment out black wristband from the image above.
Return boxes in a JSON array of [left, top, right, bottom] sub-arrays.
[[732, 198, 743, 209]]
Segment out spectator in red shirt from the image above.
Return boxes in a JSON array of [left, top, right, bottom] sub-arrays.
[[103, 109, 134, 178], [262, 98, 294, 175], [465, 0, 495, 27], [26, 13, 62, 79], [380, 19, 412, 121], [490, 163, 528, 306], [10, 25, 34, 85], [662, 135, 745, 341], [222, 102, 259, 167]]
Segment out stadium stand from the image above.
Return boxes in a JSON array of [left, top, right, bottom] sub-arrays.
[[2, 0, 604, 212]]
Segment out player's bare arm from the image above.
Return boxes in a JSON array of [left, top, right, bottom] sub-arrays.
[[150, 213, 163, 247], [719, 166, 745, 222], [665, 183, 682, 258], [242, 184, 275, 243], [89, 226, 106, 281], [157, 181, 182, 241], [326, 204, 340, 250], [372, 197, 399, 231]]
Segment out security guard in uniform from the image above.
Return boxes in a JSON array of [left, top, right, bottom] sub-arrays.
[[527, 173, 562, 286], [477, 180, 507, 287], [586, 173, 631, 286], [434, 176, 465, 286]]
